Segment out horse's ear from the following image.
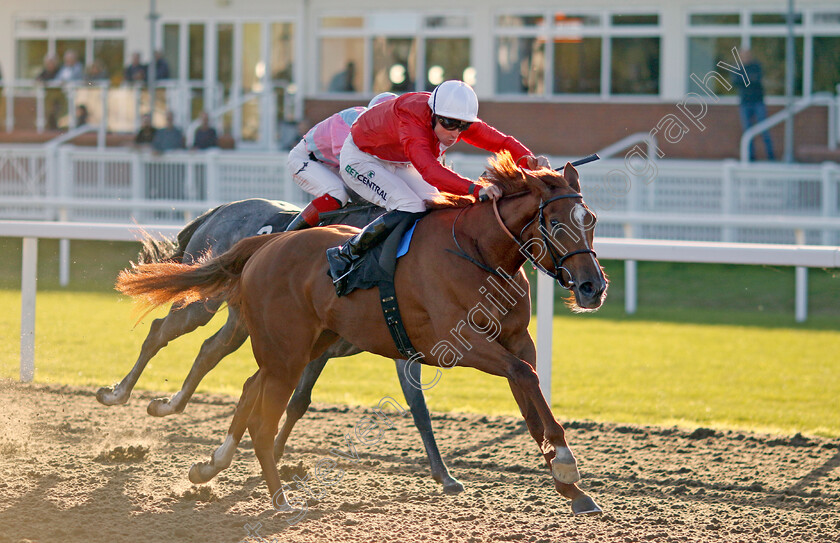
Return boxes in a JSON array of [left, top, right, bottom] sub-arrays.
[[563, 162, 581, 192]]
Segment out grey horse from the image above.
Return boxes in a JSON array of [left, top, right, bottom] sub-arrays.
[[96, 198, 463, 493]]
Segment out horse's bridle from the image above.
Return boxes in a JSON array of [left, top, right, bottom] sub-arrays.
[[448, 191, 597, 290], [493, 193, 597, 289]]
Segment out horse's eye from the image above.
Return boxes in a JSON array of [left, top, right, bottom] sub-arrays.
[[550, 219, 560, 228]]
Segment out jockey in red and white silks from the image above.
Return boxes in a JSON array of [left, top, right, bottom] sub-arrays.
[[339, 81, 545, 212], [285, 92, 397, 231]]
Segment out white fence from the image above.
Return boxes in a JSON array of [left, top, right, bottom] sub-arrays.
[[2, 220, 838, 404], [2, 145, 839, 245]]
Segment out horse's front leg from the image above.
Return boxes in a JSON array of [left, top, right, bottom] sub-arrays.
[[460, 339, 599, 514], [504, 334, 602, 515]]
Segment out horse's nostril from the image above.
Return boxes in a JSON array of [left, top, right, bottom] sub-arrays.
[[579, 281, 594, 297]]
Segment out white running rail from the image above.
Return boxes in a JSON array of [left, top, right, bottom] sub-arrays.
[[2, 221, 838, 407]]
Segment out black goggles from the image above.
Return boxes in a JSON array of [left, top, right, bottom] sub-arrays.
[[436, 115, 472, 132]]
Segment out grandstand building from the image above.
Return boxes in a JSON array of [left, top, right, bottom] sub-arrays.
[[0, 0, 838, 160]]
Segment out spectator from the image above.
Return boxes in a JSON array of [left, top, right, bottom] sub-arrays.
[[152, 110, 185, 152], [124, 52, 147, 84], [55, 50, 84, 83], [153, 51, 171, 81], [75, 104, 89, 126], [218, 130, 236, 150], [328, 61, 356, 92], [85, 59, 110, 83], [192, 112, 218, 150], [36, 54, 61, 82], [135, 113, 157, 146], [733, 49, 775, 161]]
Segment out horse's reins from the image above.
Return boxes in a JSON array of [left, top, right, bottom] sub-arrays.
[[450, 153, 601, 289]]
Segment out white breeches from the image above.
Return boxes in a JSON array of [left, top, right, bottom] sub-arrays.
[[287, 139, 349, 204], [339, 135, 441, 212]]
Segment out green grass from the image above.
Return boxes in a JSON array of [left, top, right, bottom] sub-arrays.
[[1, 238, 839, 438]]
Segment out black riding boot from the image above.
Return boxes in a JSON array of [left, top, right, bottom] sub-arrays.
[[327, 209, 411, 296]]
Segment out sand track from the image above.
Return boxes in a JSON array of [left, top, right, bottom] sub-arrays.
[[0, 381, 838, 543]]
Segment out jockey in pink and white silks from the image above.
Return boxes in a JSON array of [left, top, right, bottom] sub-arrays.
[[285, 92, 398, 231]]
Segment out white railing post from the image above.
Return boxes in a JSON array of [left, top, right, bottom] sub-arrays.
[[67, 86, 77, 130], [98, 84, 108, 149], [35, 86, 46, 133], [536, 272, 554, 406], [794, 229, 808, 323], [821, 162, 836, 245], [20, 237, 38, 383], [131, 151, 145, 221], [721, 160, 735, 242], [59, 207, 70, 287], [4, 83, 14, 132], [133, 85, 143, 132], [206, 150, 219, 202], [623, 223, 638, 315], [57, 146, 73, 286]]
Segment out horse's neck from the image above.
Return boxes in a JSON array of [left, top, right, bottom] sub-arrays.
[[460, 198, 532, 276]]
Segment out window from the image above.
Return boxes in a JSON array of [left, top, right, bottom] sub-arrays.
[[611, 37, 660, 95], [93, 39, 124, 84], [320, 38, 363, 92], [496, 36, 544, 94], [188, 24, 205, 81], [16, 39, 48, 79], [689, 13, 740, 26], [687, 37, 740, 96], [611, 14, 658, 26], [813, 37, 840, 93], [318, 12, 471, 94], [750, 36, 803, 96], [271, 23, 294, 82], [372, 37, 416, 93], [553, 38, 601, 94], [425, 38, 471, 90], [162, 24, 180, 80], [751, 13, 802, 25]]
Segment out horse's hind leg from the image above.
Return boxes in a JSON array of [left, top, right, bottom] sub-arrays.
[[148, 306, 248, 416], [189, 369, 261, 485], [96, 300, 220, 406], [395, 358, 464, 494], [273, 351, 330, 461]]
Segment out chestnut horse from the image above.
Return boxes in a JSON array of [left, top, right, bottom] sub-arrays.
[[116, 152, 608, 515]]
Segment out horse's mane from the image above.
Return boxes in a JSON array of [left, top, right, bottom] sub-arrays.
[[425, 151, 566, 210]]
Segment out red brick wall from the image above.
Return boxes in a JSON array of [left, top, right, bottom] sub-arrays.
[[304, 99, 830, 161]]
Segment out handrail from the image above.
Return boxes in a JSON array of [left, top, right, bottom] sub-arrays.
[[596, 132, 658, 160], [186, 91, 263, 148], [44, 124, 100, 148], [740, 92, 838, 163]]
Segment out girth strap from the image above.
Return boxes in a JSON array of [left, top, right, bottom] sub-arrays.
[[378, 280, 418, 358]]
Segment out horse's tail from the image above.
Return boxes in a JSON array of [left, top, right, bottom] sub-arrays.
[[117, 234, 276, 314], [137, 205, 222, 264]]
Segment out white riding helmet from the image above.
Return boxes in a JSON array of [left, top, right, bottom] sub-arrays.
[[428, 80, 479, 122], [368, 92, 398, 108]]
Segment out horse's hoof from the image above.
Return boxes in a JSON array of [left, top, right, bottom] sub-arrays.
[[95, 386, 128, 406], [188, 462, 216, 484], [271, 489, 293, 512], [571, 495, 603, 516], [147, 398, 179, 417], [442, 478, 465, 494]]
